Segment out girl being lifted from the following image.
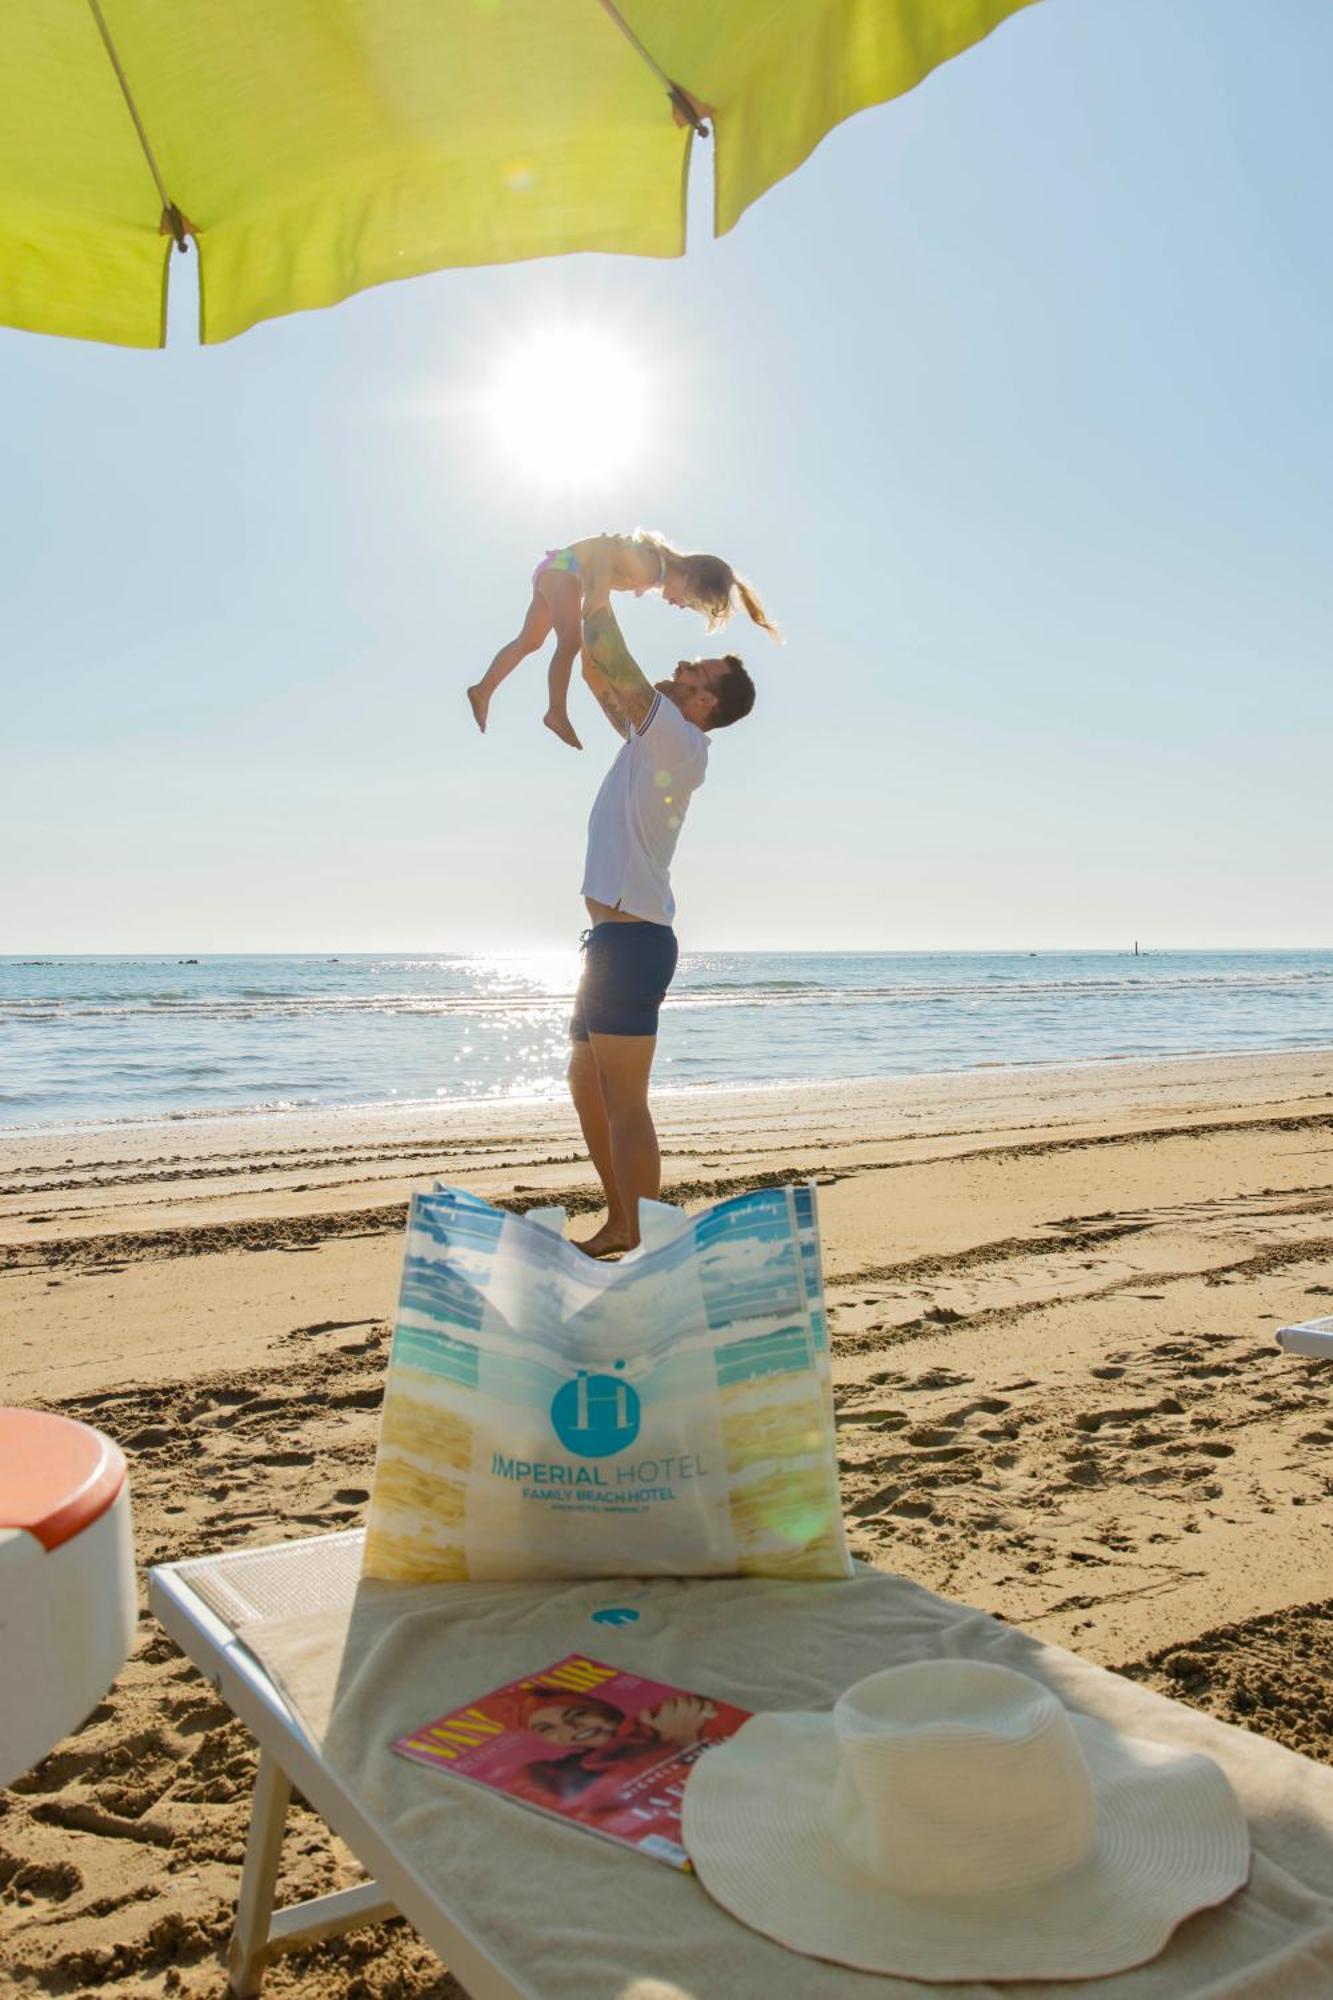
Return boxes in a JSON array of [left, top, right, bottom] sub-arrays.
[[467, 531, 776, 750]]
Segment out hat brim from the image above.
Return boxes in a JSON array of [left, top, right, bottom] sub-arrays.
[[683, 1707, 1250, 1980]]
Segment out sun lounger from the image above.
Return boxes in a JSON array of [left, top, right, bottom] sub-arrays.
[[1276, 1313, 1333, 1360], [148, 1534, 523, 1999], [149, 1531, 1333, 2000]]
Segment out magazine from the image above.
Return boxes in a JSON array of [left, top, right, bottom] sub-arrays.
[[393, 1652, 751, 1868]]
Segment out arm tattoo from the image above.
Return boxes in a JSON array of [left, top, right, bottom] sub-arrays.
[[579, 645, 631, 739], [582, 603, 651, 704], [595, 683, 630, 738]]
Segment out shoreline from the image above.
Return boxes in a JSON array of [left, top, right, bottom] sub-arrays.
[[4, 1041, 1333, 1165]]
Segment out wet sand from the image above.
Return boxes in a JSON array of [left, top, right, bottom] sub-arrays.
[[2, 1049, 1331, 1996]]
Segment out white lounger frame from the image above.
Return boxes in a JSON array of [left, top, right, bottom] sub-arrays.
[[1277, 1313, 1333, 1360], [148, 1562, 527, 2000]]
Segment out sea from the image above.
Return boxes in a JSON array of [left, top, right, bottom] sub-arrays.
[[1, 950, 1331, 1134]]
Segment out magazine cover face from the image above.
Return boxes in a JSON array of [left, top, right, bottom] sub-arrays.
[[394, 1653, 751, 1868]]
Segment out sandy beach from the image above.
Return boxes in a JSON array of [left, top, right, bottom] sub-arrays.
[[3, 1047, 1332, 1996]]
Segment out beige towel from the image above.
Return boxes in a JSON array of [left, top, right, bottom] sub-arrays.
[[201, 1541, 1333, 1999]]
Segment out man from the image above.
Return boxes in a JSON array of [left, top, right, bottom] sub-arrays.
[[569, 562, 755, 1255]]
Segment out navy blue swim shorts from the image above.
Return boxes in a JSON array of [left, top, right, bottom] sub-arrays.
[[569, 921, 679, 1041]]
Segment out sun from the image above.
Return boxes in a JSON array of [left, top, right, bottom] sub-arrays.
[[478, 326, 652, 487]]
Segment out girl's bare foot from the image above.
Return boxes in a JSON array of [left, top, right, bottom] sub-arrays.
[[573, 1221, 632, 1258], [467, 684, 490, 733], [544, 708, 583, 750]]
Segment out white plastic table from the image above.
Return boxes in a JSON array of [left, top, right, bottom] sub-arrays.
[[0, 1406, 137, 1787]]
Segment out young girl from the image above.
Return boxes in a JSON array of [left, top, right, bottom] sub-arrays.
[[467, 530, 777, 749]]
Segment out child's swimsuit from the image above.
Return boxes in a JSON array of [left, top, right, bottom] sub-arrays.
[[533, 542, 666, 592], [532, 547, 581, 586]]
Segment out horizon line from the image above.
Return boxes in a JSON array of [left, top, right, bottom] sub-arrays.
[[4, 944, 1332, 961]]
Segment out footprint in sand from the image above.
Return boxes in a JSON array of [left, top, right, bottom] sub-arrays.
[[163, 1690, 232, 1735], [8, 1723, 175, 1801], [1074, 1403, 1170, 1433], [903, 1367, 973, 1392], [325, 1385, 383, 1412], [124, 1424, 176, 1450], [211, 1392, 302, 1426], [929, 1397, 1012, 1427], [834, 1406, 910, 1431], [5, 1750, 101, 1797], [0, 1859, 82, 1905], [96, 1780, 166, 1821], [180, 1386, 259, 1422], [28, 1797, 174, 1848], [174, 1731, 257, 1808]]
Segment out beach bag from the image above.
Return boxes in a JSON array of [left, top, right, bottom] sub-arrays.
[[363, 1183, 851, 1584]]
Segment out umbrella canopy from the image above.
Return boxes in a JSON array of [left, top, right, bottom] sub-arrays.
[[1, 1, 1039, 348]]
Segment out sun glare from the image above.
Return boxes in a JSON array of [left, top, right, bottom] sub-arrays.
[[478, 327, 651, 487]]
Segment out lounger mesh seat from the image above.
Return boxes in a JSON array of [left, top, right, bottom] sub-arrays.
[[150, 1532, 1333, 2000]]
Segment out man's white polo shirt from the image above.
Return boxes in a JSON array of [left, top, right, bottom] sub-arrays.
[[581, 692, 709, 927]]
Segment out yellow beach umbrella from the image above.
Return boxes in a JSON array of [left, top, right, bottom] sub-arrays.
[[1, 1, 1039, 348]]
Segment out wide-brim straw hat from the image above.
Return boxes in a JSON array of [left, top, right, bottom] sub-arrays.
[[683, 1659, 1250, 1981]]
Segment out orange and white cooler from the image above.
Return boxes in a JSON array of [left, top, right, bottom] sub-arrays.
[[0, 1408, 137, 1786]]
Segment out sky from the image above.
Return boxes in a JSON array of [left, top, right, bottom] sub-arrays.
[[2, 0, 1330, 956]]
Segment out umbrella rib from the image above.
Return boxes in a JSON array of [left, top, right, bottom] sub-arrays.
[[594, 0, 711, 136], [84, 0, 191, 249]]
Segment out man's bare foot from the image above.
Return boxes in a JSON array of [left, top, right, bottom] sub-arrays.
[[544, 709, 583, 750], [467, 684, 490, 733], [573, 1222, 632, 1259]]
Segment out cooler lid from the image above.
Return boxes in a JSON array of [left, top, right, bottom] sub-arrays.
[[0, 1409, 127, 1551]]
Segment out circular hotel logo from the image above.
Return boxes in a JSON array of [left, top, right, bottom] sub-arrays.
[[550, 1368, 641, 1457]]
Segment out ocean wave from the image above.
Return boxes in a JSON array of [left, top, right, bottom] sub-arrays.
[[3, 965, 1332, 1025], [5, 952, 1332, 1131], [703, 978, 826, 991], [8, 1039, 1333, 1141]]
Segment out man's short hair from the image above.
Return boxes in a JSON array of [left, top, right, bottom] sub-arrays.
[[710, 654, 756, 729]]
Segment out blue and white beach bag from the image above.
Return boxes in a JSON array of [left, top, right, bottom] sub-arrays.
[[363, 1184, 851, 1584]]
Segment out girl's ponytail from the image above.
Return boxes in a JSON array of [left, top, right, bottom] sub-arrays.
[[735, 576, 781, 642], [663, 547, 781, 640]]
